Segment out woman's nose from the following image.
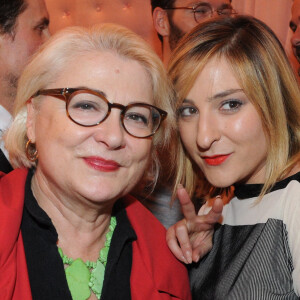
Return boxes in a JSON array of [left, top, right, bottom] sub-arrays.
[[93, 111, 126, 150], [196, 113, 221, 150]]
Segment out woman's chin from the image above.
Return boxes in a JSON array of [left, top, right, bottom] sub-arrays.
[[206, 176, 235, 189]]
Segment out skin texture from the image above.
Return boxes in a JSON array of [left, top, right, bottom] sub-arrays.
[[178, 57, 268, 186], [0, 0, 49, 113], [153, 0, 232, 65], [26, 52, 153, 262], [290, 0, 300, 75]]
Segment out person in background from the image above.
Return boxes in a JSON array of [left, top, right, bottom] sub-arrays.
[[0, 0, 49, 173], [151, 0, 235, 65], [290, 0, 300, 76], [0, 24, 193, 300], [167, 16, 300, 298]]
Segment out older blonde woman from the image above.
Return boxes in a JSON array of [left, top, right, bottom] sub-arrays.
[[0, 24, 191, 300], [167, 16, 300, 298]]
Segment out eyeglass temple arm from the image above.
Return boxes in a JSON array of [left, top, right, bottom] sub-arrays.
[[164, 6, 193, 10]]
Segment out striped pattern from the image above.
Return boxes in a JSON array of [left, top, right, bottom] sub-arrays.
[[189, 173, 300, 299]]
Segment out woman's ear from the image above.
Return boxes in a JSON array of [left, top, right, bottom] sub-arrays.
[[153, 7, 171, 37], [26, 100, 37, 143]]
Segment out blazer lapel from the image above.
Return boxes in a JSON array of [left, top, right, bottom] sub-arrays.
[[0, 149, 13, 173]]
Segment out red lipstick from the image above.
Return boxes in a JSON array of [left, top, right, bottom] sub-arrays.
[[84, 156, 120, 172], [202, 154, 230, 166]]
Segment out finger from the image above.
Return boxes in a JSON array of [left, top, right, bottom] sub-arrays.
[[211, 196, 223, 215], [174, 221, 193, 264], [197, 196, 223, 224], [192, 234, 213, 263], [190, 202, 223, 248], [177, 185, 196, 221], [190, 221, 214, 232], [166, 225, 189, 264]]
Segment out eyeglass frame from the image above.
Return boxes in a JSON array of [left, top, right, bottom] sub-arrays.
[[163, 3, 237, 24], [29, 87, 168, 139]]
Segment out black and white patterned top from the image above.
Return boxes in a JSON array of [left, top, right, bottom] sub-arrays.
[[189, 172, 300, 300]]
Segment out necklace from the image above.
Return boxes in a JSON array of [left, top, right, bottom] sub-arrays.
[[58, 216, 117, 300]]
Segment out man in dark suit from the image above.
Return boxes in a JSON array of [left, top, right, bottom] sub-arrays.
[[0, 0, 49, 172], [0, 146, 12, 173]]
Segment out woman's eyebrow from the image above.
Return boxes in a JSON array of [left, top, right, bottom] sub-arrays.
[[208, 88, 243, 101], [182, 98, 195, 104], [182, 89, 244, 104], [73, 86, 107, 98]]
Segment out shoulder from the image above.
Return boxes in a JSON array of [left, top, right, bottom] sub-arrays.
[[124, 194, 171, 258], [0, 168, 28, 234], [124, 194, 166, 232], [0, 168, 32, 299], [0, 168, 28, 193], [0, 168, 28, 216], [124, 195, 191, 299]]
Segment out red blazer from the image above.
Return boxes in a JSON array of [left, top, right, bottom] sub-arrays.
[[0, 169, 191, 300]]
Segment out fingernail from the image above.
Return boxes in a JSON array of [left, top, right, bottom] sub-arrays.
[[181, 255, 189, 264], [194, 254, 200, 263], [185, 250, 192, 264], [177, 183, 183, 189]]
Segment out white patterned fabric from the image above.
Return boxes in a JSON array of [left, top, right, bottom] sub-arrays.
[[0, 105, 12, 160], [190, 172, 300, 299]]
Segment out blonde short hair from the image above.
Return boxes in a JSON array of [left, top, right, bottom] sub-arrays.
[[168, 16, 300, 199], [5, 24, 176, 184]]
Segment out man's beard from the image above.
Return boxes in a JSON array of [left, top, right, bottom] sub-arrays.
[[1, 72, 18, 112], [4, 72, 18, 99], [168, 18, 186, 51]]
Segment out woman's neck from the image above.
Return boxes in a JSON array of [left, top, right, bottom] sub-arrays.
[[31, 170, 114, 261], [285, 162, 300, 178]]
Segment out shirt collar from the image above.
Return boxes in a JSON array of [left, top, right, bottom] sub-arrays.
[[234, 171, 300, 199], [0, 105, 12, 159], [0, 105, 12, 133]]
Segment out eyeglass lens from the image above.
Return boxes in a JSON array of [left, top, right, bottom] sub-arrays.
[[194, 4, 234, 22], [67, 91, 162, 138]]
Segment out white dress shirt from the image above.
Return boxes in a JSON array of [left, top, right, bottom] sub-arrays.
[[0, 105, 12, 159]]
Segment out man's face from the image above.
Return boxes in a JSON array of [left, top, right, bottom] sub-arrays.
[[168, 0, 233, 50], [0, 0, 49, 111], [290, 0, 300, 75]]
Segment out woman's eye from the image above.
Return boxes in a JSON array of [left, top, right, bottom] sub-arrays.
[[125, 113, 148, 125], [178, 106, 198, 118], [70, 100, 103, 112], [74, 102, 95, 110], [220, 100, 243, 112]]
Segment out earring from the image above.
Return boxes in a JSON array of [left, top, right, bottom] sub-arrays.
[[25, 139, 38, 162]]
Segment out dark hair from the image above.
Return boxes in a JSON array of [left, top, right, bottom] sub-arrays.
[[151, 0, 174, 11], [0, 0, 27, 35], [151, 0, 232, 11]]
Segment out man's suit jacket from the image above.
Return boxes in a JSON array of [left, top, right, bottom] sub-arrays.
[[0, 149, 12, 173]]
